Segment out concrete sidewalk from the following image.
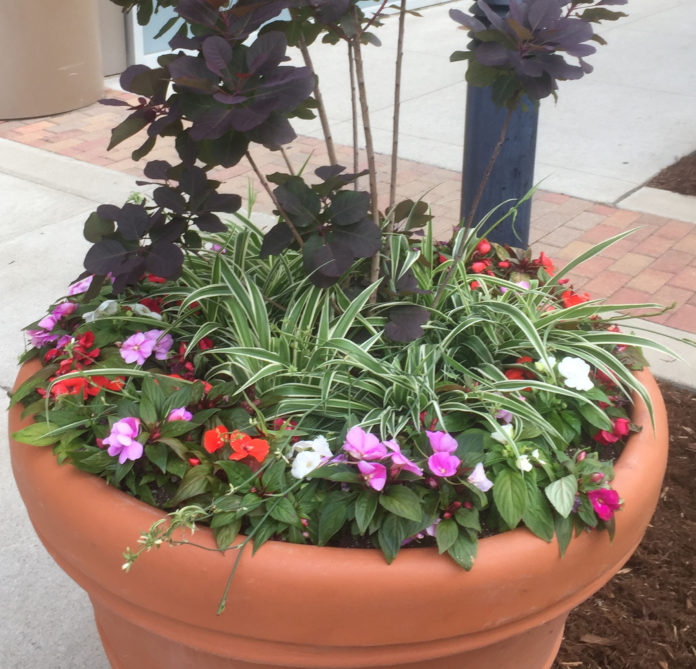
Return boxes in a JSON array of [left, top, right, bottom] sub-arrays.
[[1, 1, 695, 667]]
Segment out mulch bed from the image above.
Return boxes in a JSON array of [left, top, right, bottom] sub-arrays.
[[554, 381, 696, 669], [646, 151, 696, 196]]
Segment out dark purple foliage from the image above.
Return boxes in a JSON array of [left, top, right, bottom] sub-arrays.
[[451, 0, 626, 101]]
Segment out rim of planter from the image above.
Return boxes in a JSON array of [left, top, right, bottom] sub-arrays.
[[9, 361, 668, 667]]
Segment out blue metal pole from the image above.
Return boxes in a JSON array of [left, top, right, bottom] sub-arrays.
[[460, 1, 538, 248]]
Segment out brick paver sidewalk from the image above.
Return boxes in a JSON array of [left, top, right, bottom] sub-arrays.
[[2, 90, 695, 333]]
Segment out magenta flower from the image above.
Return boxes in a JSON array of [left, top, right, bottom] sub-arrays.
[[384, 439, 423, 477], [27, 329, 59, 347], [428, 451, 461, 478], [343, 426, 387, 461], [426, 430, 458, 453], [68, 275, 93, 296], [167, 407, 193, 422], [52, 301, 78, 319], [144, 329, 173, 360], [587, 488, 621, 521], [120, 332, 156, 365], [357, 460, 387, 491], [38, 314, 59, 331], [103, 417, 144, 464], [467, 462, 493, 492]]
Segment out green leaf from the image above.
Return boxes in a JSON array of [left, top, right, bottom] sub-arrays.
[[379, 485, 423, 523], [317, 497, 348, 545], [454, 507, 481, 532], [436, 518, 459, 554], [554, 514, 574, 557], [522, 479, 555, 541], [12, 422, 61, 447], [261, 459, 287, 493], [216, 460, 255, 490], [268, 497, 300, 527], [377, 515, 410, 564], [447, 531, 478, 570], [83, 211, 116, 243], [355, 489, 378, 533], [214, 519, 241, 550], [577, 494, 598, 528], [144, 442, 168, 474], [578, 402, 613, 431], [168, 464, 212, 506], [545, 475, 578, 518], [492, 468, 527, 529]]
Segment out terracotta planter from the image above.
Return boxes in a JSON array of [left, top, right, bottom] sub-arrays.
[[9, 361, 668, 669]]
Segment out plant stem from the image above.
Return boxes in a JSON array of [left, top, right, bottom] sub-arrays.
[[298, 34, 338, 166], [432, 105, 513, 306], [348, 42, 359, 190], [351, 16, 382, 288], [245, 151, 304, 248], [389, 0, 407, 216], [280, 146, 295, 176]]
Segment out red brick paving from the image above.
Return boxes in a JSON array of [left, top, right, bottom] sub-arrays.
[[1, 89, 695, 335]]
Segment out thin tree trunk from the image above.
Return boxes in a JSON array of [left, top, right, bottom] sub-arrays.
[[351, 23, 382, 286], [389, 0, 407, 217], [348, 42, 359, 190], [298, 35, 337, 166], [246, 151, 304, 248]]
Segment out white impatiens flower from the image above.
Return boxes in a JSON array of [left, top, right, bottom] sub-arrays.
[[130, 303, 163, 320], [83, 299, 119, 322], [291, 450, 324, 479], [531, 448, 546, 465], [534, 356, 557, 374], [557, 356, 593, 391], [491, 423, 515, 445], [292, 435, 332, 458], [516, 455, 533, 472], [290, 435, 333, 479]]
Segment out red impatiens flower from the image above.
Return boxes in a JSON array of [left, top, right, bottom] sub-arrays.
[[203, 426, 270, 463], [139, 297, 163, 314], [198, 337, 215, 350], [561, 289, 591, 308], [229, 432, 270, 463], [593, 417, 631, 446]]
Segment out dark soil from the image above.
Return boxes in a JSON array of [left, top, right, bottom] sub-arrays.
[[554, 382, 696, 669], [647, 151, 696, 197]]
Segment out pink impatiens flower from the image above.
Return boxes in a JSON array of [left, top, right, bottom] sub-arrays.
[[357, 460, 387, 491], [144, 329, 174, 360], [167, 407, 193, 422], [120, 332, 156, 365], [467, 462, 493, 492], [103, 417, 144, 464], [587, 488, 621, 521], [426, 430, 458, 453], [384, 439, 423, 477], [428, 451, 461, 478], [343, 426, 387, 461]]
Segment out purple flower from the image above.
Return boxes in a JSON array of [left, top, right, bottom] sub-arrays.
[[103, 417, 144, 464], [428, 451, 461, 478], [144, 330, 173, 360], [384, 439, 423, 477], [38, 314, 59, 331], [357, 460, 387, 491], [495, 409, 513, 424], [426, 430, 458, 453], [467, 462, 493, 492], [343, 426, 387, 461], [167, 407, 193, 422], [27, 329, 59, 347], [52, 301, 78, 319], [120, 332, 156, 365], [68, 276, 93, 296]]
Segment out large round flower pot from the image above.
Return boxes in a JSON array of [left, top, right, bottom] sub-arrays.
[[9, 361, 668, 669]]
